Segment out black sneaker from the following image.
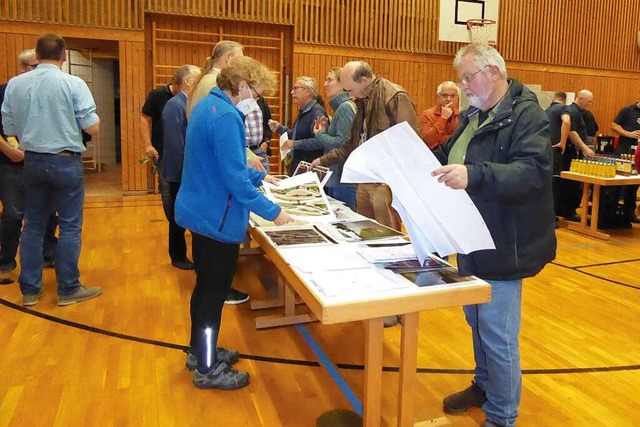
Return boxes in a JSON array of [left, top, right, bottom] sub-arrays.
[[443, 381, 487, 414], [171, 258, 195, 270], [185, 347, 240, 371], [192, 362, 250, 390], [225, 288, 250, 305]]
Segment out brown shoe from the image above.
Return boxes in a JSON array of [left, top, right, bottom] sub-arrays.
[[443, 382, 487, 414]]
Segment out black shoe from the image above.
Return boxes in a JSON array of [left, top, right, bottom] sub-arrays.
[[225, 288, 250, 305], [630, 215, 640, 224], [171, 258, 195, 270], [481, 421, 505, 427], [443, 382, 487, 414], [43, 259, 55, 268]]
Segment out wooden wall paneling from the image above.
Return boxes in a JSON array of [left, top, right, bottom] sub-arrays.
[[0, 0, 143, 30], [293, 44, 640, 134], [148, 14, 293, 174], [119, 41, 147, 193]]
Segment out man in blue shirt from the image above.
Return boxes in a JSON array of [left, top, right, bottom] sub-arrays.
[[160, 64, 201, 270], [1, 33, 102, 307]]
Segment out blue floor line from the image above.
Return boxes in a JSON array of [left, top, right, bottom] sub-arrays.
[[296, 323, 363, 416]]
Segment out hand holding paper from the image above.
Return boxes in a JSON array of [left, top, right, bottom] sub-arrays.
[[279, 132, 291, 159], [342, 122, 495, 263]]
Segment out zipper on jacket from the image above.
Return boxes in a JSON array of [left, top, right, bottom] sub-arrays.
[[218, 195, 232, 232]]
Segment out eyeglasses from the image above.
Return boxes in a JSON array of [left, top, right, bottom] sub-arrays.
[[248, 84, 260, 97], [291, 86, 306, 91], [438, 93, 458, 98], [23, 63, 38, 69], [459, 65, 490, 85]]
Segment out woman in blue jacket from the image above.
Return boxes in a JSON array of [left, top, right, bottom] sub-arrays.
[[175, 57, 292, 390]]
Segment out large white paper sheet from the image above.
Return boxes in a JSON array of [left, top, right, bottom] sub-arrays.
[[342, 122, 495, 262]]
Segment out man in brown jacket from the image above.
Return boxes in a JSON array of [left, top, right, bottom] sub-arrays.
[[420, 81, 460, 150], [312, 60, 419, 231]]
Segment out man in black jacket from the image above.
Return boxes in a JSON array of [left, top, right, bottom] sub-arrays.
[[432, 44, 557, 427]]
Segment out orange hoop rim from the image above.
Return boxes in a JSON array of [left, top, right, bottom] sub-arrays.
[[466, 19, 497, 29]]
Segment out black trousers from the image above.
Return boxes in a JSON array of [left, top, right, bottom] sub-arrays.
[[555, 146, 582, 218], [189, 232, 240, 372], [161, 180, 188, 262]]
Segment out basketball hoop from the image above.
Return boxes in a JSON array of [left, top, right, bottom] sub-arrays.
[[467, 19, 497, 46]]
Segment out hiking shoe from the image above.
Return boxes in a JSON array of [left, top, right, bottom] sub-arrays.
[[171, 258, 194, 270], [443, 382, 487, 414], [225, 288, 250, 305], [57, 286, 102, 306], [0, 270, 16, 285], [185, 348, 240, 371], [192, 362, 250, 390], [23, 289, 45, 306]]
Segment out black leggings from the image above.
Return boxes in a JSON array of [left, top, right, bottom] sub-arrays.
[[189, 232, 240, 372]]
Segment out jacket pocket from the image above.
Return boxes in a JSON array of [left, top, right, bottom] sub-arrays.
[[218, 195, 232, 232]]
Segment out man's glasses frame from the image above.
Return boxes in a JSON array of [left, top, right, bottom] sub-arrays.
[[459, 65, 490, 85]]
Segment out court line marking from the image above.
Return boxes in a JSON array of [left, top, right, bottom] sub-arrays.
[[1, 297, 638, 375]]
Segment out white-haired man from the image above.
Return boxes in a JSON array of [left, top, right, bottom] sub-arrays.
[[432, 44, 556, 427], [420, 81, 460, 149]]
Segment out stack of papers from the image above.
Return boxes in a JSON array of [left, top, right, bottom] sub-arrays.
[[342, 122, 495, 264]]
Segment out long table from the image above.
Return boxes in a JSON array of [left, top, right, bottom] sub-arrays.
[[247, 225, 491, 427], [560, 171, 640, 240]]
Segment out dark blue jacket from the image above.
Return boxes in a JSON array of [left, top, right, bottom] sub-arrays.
[[276, 99, 328, 174], [160, 91, 187, 183], [175, 88, 281, 243], [442, 79, 556, 280]]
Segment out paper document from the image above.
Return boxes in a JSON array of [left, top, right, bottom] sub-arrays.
[[263, 172, 336, 223], [293, 160, 333, 188], [279, 132, 291, 159], [342, 122, 495, 263], [308, 268, 413, 298], [278, 244, 372, 273]]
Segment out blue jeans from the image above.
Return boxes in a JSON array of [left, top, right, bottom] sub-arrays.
[[464, 279, 523, 427], [326, 184, 357, 211], [19, 152, 84, 296], [250, 147, 269, 173], [0, 164, 58, 271]]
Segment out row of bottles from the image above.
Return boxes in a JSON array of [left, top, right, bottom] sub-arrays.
[[570, 154, 636, 177], [569, 158, 618, 177]]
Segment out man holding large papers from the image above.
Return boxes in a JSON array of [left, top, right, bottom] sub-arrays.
[[312, 61, 420, 233], [432, 45, 556, 427]]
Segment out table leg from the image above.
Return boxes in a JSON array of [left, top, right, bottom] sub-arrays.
[[397, 312, 419, 427], [567, 182, 610, 239], [364, 317, 384, 427], [579, 182, 590, 227], [590, 184, 602, 232]]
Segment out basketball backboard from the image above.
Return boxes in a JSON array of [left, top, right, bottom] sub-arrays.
[[439, 0, 499, 44]]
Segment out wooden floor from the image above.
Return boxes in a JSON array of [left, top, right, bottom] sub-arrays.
[[1, 196, 639, 426]]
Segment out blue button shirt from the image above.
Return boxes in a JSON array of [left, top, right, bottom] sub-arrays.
[[1, 63, 99, 153]]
